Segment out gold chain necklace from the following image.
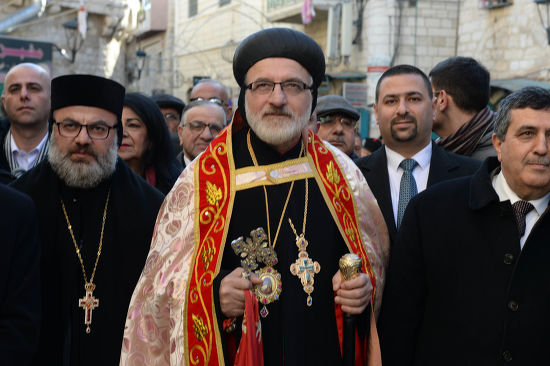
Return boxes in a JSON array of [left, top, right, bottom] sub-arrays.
[[60, 189, 110, 333], [243, 129, 304, 317], [289, 177, 321, 307]]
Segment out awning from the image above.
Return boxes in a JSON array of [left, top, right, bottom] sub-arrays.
[[490, 78, 550, 92], [325, 71, 366, 80]]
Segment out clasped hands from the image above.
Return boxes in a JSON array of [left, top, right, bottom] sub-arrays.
[[219, 267, 372, 318]]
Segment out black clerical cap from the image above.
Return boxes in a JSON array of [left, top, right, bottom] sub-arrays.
[[233, 27, 325, 89], [51, 74, 125, 121]]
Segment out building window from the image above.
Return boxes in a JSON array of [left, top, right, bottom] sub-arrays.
[[219, 0, 231, 6], [189, 0, 198, 17], [479, 0, 513, 9]]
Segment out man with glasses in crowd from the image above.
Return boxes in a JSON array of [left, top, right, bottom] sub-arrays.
[[176, 99, 226, 168], [121, 28, 388, 365], [11, 74, 164, 365], [190, 78, 233, 124], [316, 94, 361, 159]]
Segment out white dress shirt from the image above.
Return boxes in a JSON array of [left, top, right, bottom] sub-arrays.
[[385, 143, 432, 226], [11, 132, 48, 171], [492, 171, 550, 249], [183, 154, 192, 168]]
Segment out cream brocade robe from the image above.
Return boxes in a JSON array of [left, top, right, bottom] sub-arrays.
[[120, 133, 389, 365]]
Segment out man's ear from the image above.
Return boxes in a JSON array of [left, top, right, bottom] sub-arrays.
[[177, 125, 185, 146], [436, 90, 450, 112], [492, 133, 503, 162]]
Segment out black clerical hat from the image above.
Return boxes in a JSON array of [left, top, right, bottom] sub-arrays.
[[51, 74, 125, 120], [51, 74, 125, 144]]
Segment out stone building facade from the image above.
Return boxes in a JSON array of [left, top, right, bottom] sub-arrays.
[[0, 0, 140, 84], [5, 1, 547, 137], [457, 0, 550, 82]]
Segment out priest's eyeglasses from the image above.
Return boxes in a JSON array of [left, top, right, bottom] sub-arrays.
[[185, 120, 224, 135], [54, 119, 118, 140], [246, 80, 313, 96]]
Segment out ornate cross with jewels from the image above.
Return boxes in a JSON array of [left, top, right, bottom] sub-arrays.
[[231, 227, 277, 271], [78, 282, 99, 334], [290, 234, 320, 306], [231, 227, 282, 317]]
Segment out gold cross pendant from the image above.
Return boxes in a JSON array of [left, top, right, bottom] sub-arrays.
[[78, 282, 99, 334], [290, 234, 320, 306]]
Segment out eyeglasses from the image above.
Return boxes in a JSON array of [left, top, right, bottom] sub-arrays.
[[246, 80, 313, 96], [318, 116, 357, 130], [185, 120, 224, 135], [189, 97, 226, 107], [164, 112, 180, 121], [54, 120, 118, 140]]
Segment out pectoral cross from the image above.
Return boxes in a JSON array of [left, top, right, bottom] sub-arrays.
[[290, 242, 320, 307], [78, 282, 99, 334]]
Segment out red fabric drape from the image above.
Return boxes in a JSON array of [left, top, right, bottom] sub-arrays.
[[234, 291, 264, 366]]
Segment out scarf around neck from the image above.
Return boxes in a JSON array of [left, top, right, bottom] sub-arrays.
[[436, 106, 495, 157], [3, 129, 50, 178]]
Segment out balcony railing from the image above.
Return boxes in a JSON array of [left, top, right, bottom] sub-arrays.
[[267, 0, 299, 11]]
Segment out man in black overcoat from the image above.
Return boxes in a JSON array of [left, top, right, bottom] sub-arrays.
[[378, 86, 550, 365], [10, 75, 164, 365]]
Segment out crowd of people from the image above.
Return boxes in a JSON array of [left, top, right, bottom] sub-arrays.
[[0, 26, 549, 366]]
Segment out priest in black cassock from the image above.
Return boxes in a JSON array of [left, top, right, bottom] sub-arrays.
[[121, 28, 389, 366], [10, 75, 164, 365]]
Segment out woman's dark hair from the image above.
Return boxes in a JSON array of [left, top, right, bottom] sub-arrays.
[[123, 92, 182, 194]]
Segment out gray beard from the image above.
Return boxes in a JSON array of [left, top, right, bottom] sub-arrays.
[[245, 103, 310, 147], [47, 134, 118, 188]]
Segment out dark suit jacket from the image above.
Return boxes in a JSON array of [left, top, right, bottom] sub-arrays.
[[378, 157, 550, 365], [355, 142, 480, 244], [176, 150, 187, 170], [0, 118, 13, 182], [0, 184, 41, 365]]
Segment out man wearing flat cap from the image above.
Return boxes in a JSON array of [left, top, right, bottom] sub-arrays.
[[10, 74, 164, 365], [316, 94, 361, 159], [151, 93, 186, 155], [121, 28, 388, 366]]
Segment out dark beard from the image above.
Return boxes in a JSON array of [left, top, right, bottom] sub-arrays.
[[47, 134, 118, 188]]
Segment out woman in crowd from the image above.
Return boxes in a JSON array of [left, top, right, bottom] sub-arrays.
[[119, 92, 182, 194]]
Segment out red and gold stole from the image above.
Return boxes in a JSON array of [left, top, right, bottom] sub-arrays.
[[184, 119, 376, 366]]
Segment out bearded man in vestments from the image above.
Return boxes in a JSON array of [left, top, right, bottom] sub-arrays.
[[10, 75, 164, 365], [121, 28, 389, 366]]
